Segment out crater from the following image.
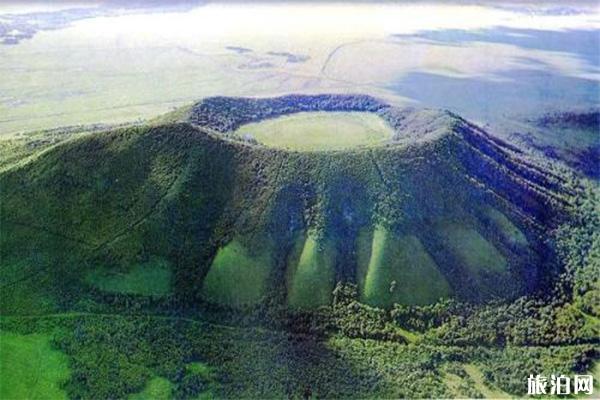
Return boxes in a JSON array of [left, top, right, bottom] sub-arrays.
[[233, 111, 394, 151], [0, 94, 571, 312]]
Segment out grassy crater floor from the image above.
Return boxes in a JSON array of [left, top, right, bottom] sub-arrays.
[[233, 111, 394, 151]]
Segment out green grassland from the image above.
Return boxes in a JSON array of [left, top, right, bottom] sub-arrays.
[[483, 207, 529, 247], [287, 233, 337, 309], [0, 332, 71, 400], [234, 112, 394, 151], [201, 237, 275, 306], [462, 364, 510, 399], [0, 38, 259, 136], [437, 223, 508, 275], [441, 364, 483, 398], [358, 226, 451, 307]]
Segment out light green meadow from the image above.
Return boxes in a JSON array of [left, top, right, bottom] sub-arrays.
[[0, 332, 71, 400], [234, 112, 394, 151], [201, 238, 274, 306], [484, 207, 529, 247], [287, 233, 337, 309], [358, 226, 451, 307], [438, 224, 508, 274]]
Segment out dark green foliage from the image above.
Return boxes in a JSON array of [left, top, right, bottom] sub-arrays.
[[188, 94, 387, 132], [430, 298, 598, 347], [391, 299, 462, 332], [556, 183, 600, 316], [1, 97, 598, 399], [476, 345, 598, 395], [3, 313, 594, 399]]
